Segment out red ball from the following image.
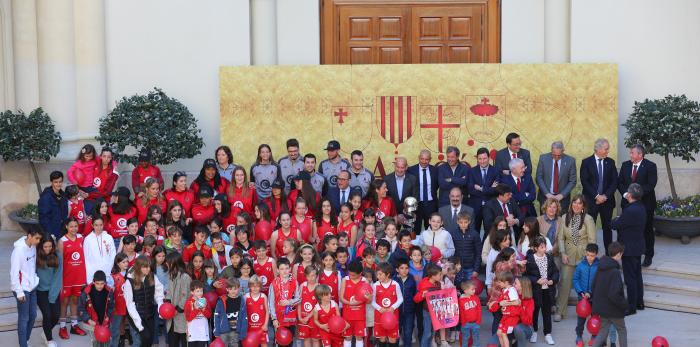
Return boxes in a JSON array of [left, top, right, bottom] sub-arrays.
[[276, 327, 293, 345], [215, 279, 228, 296], [242, 330, 262, 347], [255, 221, 273, 241], [210, 337, 226, 347], [159, 302, 176, 320], [576, 297, 592, 318], [587, 315, 602, 335], [430, 246, 442, 262], [328, 315, 346, 334], [380, 312, 397, 330], [204, 291, 219, 308], [472, 276, 485, 296], [652, 336, 669, 347], [360, 282, 373, 303], [94, 324, 110, 343], [74, 169, 86, 186]]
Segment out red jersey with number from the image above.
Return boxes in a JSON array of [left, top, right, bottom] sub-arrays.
[[69, 200, 88, 236], [319, 270, 340, 303], [342, 277, 368, 321], [227, 185, 257, 216], [61, 234, 86, 287], [108, 206, 137, 239], [337, 220, 355, 237], [191, 203, 215, 228], [299, 282, 318, 326], [271, 277, 297, 327], [135, 197, 167, 225], [291, 216, 313, 243], [245, 293, 268, 330], [253, 257, 275, 294], [373, 280, 400, 323], [316, 218, 337, 238], [164, 189, 195, 218]]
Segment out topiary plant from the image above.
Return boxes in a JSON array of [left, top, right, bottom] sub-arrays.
[[623, 94, 700, 202], [0, 108, 62, 195], [96, 87, 204, 166]]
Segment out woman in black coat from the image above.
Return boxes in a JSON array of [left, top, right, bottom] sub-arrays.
[[525, 236, 560, 344]]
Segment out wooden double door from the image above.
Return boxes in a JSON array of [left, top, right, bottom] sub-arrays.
[[321, 0, 501, 64]]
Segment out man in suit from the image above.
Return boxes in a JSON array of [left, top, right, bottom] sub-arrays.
[[439, 187, 474, 232], [408, 149, 438, 233], [612, 183, 647, 315], [618, 144, 657, 267], [385, 156, 419, 210], [536, 140, 578, 212], [437, 146, 469, 207], [326, 170, 355, 212], [482, 184, 524, 242], [501, 158, 537, 218], [581, 138, 618, 254], [495, 132, 533, 177], [467, 147, 500, 233]]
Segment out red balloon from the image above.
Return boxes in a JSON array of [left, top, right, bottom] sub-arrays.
[[242, 330, 262, 347], [360, 282, 373, 303], [204, 291, 219, 308], [576, 297, 592, 318], [472, 276, 485, 296], [159, 302, 176, 320], [652, 336, 669, 347], [94, 324, 110, 343], [380, 312, 398, 330], [74, 169, 86, 186], [276, 327, 293, 345], [210, 337, 226, 347], [215, 278, 228, 296], [328, 315, 346, 334], [587, 315, 602, 335], [430, 246, 442, 262], [255, 221, 273, 241]]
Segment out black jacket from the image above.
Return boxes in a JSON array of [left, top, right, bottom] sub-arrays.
[[617, 159, 657, 210], [524, 251, 560, 306], [612, 201, 647, 256], [38, 187, 68, 239], [450, 227, 481, 271], [591, 256, 627, 318]]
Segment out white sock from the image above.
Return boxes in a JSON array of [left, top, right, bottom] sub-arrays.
[[59, 319, 66, 328], [71, 317, 78, 326], [356, 340, 364, 347], [344, 341, 352, 347]]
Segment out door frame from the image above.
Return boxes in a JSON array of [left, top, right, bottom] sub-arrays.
[[320, 0, 501, 64]]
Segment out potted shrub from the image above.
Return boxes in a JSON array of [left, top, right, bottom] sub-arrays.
[[623, 94, 700, 244], [0, 108, 62, 232], [96, 87, 204, 165]]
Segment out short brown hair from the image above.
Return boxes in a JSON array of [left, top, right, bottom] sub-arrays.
[[495, 271, 514, 285]]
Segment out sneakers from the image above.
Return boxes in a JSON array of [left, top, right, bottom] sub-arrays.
[[545, 334, 555, 345], [70, 325, 87, 336], [576, 335, 584, 347], [530, 332, 538, 343], [47, 342, 57, 347], [589, 335, 596, 346], [553, 314, 562, 322], [58, 327, 69, 340]]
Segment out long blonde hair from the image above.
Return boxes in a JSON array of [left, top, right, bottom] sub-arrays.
[[141, 177, 164, 206], [228, 165, 251, 198], [519, 276, 533, 299]]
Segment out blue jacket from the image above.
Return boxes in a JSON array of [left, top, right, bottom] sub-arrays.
[[573, 257, 599, 298], [393, 274, 417, 314], [38, 187, 68, 239], [449, 227, 481, 271], [213, 294, 248, 338]]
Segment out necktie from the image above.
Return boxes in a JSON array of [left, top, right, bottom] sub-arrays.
[[516, 177, 522, 191], [481, 168, 486, 183], [502, 202, 509, 217], [553, 159, 559, 194], [632, 164, 638, 182], [422, 168, 428, 202], [341, 189, 346, 204], [452, 208, 458, 222], [597, 159, 604, 194], [512, 152, 516, 159]]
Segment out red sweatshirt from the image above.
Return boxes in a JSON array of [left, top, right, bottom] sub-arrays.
[[520, 297, 535, 326], [459, 294, 482, 325], [184, 295, 212, 321], [413, 277, 441, 310], [88, 160, 119, 200], [132, 164, 164, 194]]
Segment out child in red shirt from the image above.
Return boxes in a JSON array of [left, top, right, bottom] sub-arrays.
[[340, 260, 372, 346], [269, 258, 299, 347], [313, 284, 348, 347], [372, 262, 403, 346], [184, 280, 212, 345], [413, 264, 444, 347], [245, 275, 269, 347], [494, 271, 521, 347], [459, 280, 481, 347], [298, 265, 321, 345]]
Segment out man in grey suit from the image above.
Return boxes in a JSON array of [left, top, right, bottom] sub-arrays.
[[536, 140, 577, 212], [439, 187, 474, 232], [385, 156, 419, 210]]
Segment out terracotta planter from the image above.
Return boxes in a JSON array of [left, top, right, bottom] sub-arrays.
[[653, 215, 700, 244], [8, 210, 43, 234]]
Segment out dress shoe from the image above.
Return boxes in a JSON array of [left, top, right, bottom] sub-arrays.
[[642, 258, 653, 267], [637, 303, 645, 310], [625, 309, 637, 316]]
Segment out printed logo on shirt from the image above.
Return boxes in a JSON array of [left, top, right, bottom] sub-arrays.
[[227, 224, 236, 234], [286, 175, 294, 186], [93, 177, 102, 187], [144, 176, 153, 184], [376, 210, 385, 220], [117, 218, 127, 229], [71, 251, 81, 261], [382, 298, 391, 307], [330, 175, 338, 186], [260, 179, 271, 190], [77, 211, 84, 220], [251, 313, 260, 322], [304, 302, 313, 312], [232, 200, 244, 209], [260, 275, 268, 285]]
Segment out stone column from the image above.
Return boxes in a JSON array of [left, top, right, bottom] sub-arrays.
[[544, 0, 571, 63], [11, 0, 39, 111], [250, 0, 277, 65]]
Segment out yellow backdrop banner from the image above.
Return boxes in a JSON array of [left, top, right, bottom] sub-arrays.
[[220, 64, 617, 175]]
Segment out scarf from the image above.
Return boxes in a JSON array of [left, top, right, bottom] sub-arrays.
[[543, 216, 558, 245], [569, 214, 583, 246]]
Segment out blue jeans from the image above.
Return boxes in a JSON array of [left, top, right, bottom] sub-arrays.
[[153, 312, 168, 344], [15, 290, 37, 347], [399, 310, 415, 347], [110, 315, 123, 347], [421, 309, 433, 347], [461, 322, 479, 347]]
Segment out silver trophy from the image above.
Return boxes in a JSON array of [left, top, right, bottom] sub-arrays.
[[401, 196, 418, 231]]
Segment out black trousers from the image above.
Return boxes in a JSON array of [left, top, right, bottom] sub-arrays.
[[168, 324, 187, 347], [533, 288, 553, 335], [129, 314, 155, 347], [644, 207, 655, 259], [587, 199, 614, 254], [622, 256, 644, 310], [416, 200, 437, 233], [36, 290, 60, 342]]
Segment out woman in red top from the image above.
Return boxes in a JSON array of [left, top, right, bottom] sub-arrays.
[[362, 179, 397, 223], [191, 185, 216, 229], [164, 171, 195, 218], [291, 199, 316, 244], [108, 188, 137, 241], [270, 212, 302, 259], [337, 203, 359, 249], [191, 158, 230, 197], [227, 166, 257, 216], [263, 178, 287, 223], [349, 191, 364, 224], [254, 203, 274, 243], [88, 147, 119, 201], [287, 172, 320, 218], [84, 198, 111, 236], [135, 178, 167, 224], [213, 195, 238, 236], [131, 149, 164, 195], [314, 198, 338, 240]]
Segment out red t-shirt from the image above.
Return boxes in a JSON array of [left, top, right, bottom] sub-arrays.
[[291, 216, 313, 244], [135, 197, 167, 225], [253, 257, 275, 294], [191, 177, 230, 198], [107, 206, 137, 239], [131, 165, 163, 193], [191, 203, 216, 228], [341, 277, 369, 321], [182, 243, 212, 263], [228, 185, 257, 216], [459, 294, 482, 325], [164, 189, 195, 217]]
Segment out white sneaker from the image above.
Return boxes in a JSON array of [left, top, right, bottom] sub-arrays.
[[545, 334, 555, 345], [47, 341, 57, 347], [530, 332, 538, 343]]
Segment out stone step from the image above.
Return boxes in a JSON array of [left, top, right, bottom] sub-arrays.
[[643, 261, 700, 281], [644, 274, 700, 297], [644, 290, 700, 315], [0, 311, 43, 332], [0, 297, 17, 315]]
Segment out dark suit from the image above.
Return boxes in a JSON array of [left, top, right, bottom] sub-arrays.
[[536, 153, 577, 212], [495, 147, 532, 177], [501, 174, 537, 218], [612, 200, 647, 311], [482, 197, 524, 241], [327, 186, 359, 213], [436, 162, 469, 207], [467, 165, 500, 233], [408, 164, 438, 232], [438, 203, 474, 233], [618, 158, 657, 259], [580, 155, 618, 254], [385, 172, 419, 212]]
